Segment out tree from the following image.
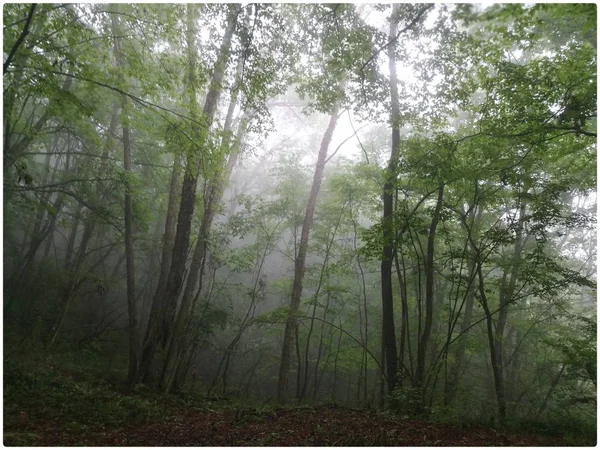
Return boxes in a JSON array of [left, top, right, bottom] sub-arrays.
[[111, 5, 139, 385], [138, 4, 240, 385], [277, 101, 342, 402]]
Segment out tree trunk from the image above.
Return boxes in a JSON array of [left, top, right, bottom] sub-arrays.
[[381, 3, 402, 394], [394, 249, 410, 385], [332, 318, 343, 404], [416, 184, 444, 395], [161, 95, 249, 392], [138, 150, 181, 382], [352, 207, 370, 401], [493, 201, 526, 404], [477, 263, 507, 423], [300, 206, 344, 401], [64, 203, 84, 270], [122, 100, 139, 384], [108, 7, 139, 385], [445, 257, 476, 405], [139, 4, 239, 386], [313, 294, 333, 401], [277, 103, 341, 403]]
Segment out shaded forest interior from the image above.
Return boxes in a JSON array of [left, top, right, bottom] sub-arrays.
[[3, 3, 597, 446]]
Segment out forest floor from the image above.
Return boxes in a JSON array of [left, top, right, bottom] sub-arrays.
[[4, 401, 571, 447], [2, 352, 581, 446]]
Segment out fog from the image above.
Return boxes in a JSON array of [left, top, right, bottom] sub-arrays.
[[3, 3, 596, 446]]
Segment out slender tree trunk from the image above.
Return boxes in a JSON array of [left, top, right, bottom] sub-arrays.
[[351, 207, 370, 401], [23, 146, 55, 265], [537, 366, 565, 417], [477, 264, 506, 423], [446, 202, 483, 404], [243, 350, 262, 398], [394, 250, 409, 385], [109, 8, 139, 385], [379, 334, 385, 407], [381, 3, 402, 393], [3, 4, 36, 74], [332, 318, 343, 404], [14, 190, 67, 289], [64, 203, 84, 270], [493, 202, 526, 405], [122, 100, 139, 384], [277, 102, 341, 403], [313, 305, 334, 400], [138, 150, 181, 381], [506, 324, 523, 404], [416, 184, 444, 397], [295, 323, 303, 399], [300, 207, 344, 401], [445, 257, 476, 405]]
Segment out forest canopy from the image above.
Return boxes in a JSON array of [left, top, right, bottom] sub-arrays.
[[3, 2, 597, 445]]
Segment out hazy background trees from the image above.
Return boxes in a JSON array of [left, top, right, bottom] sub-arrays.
[[4, 2, 596, 437]]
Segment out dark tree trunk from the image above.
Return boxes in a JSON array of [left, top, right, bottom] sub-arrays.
[[477, 263, 507, 423], [138, 150, 181, 382], [111, 7, 139, 384], [162, 96, 249, 392], [139, 4, 239, 386], [122, 101, 139, 384], [416, 184, 444, 394]]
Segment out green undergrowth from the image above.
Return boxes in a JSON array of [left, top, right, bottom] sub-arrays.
[[391, 402, 596, 446], [503, 415, 596, 446], [5, 350, 595, 446], [3, 348, 279, 441], [4, 349, 198, 441]]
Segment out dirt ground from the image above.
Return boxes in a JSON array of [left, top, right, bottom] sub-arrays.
[[5, 404, 569, 446]]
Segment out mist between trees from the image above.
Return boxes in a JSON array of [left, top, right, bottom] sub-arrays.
[[3, 2, 596, 438]]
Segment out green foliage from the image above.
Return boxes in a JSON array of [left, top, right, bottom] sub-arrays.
[[3, 3, 596, 443], [547, 316, 597, 385], [4, 352, 163, 430], [252, 306, 291, 325]]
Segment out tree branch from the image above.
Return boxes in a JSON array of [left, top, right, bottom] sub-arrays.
[[359, 4, 433, 77], [4, 3, 37, 74], [11, 66, 210, 131]]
